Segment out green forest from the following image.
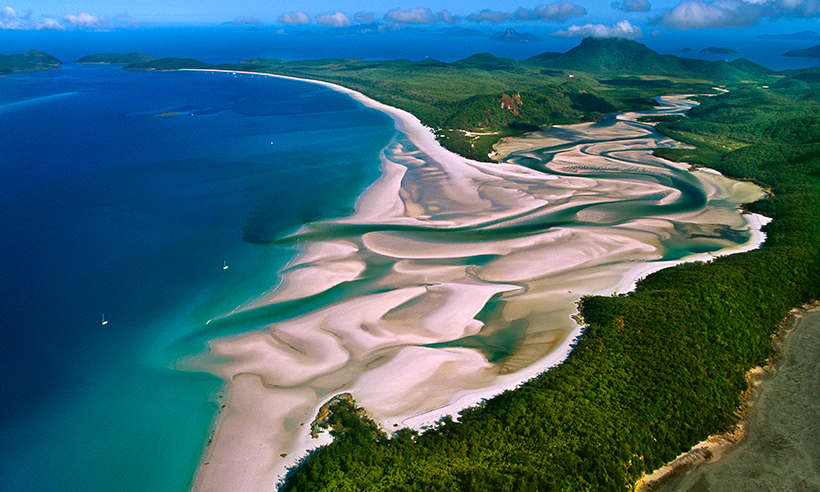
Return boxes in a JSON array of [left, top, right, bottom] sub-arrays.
[[122, 39, 820, 491], [0, 50, 62, 73]]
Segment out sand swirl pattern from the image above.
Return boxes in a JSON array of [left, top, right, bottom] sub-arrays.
[[191, 81, 767, 492]]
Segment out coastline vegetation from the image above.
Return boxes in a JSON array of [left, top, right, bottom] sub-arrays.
[[40, 38, 820, 489]]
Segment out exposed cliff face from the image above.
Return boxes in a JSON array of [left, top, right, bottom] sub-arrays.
[[500, 93, 523, 115]]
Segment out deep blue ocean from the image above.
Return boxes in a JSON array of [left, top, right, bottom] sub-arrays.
[[0, 63, 393, 491], [0, 26, 817, 492]]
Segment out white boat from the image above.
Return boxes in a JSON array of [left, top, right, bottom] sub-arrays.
[[222, 260, 229, 270], [101, 313, 108, 326]]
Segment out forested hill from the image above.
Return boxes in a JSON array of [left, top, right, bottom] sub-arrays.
[[0, 50, 61, 73], [784, 44, 820, 59], [124, 37, 775, 161], [526, 37, 761, 80]]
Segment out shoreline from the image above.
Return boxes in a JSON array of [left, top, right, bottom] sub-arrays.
[[182, 70, 772, 492], [635, 300, 820, 491]]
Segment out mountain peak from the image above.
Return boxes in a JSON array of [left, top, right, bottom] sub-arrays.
[[490, 28, 542, 43], [529, 37, 752, 81]]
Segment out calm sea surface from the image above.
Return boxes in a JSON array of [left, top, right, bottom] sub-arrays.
[[0, 64, 393, 492]]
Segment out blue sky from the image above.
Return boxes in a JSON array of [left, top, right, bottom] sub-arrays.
[[1, 0, 819, 36]]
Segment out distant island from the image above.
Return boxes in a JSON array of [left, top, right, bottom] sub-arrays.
[[438, 27, 486, 37], [759, 30, 820, 41], [700, 47, 738, 55], [784, 44, 820, 58], [490, 28, 542, 43], [76, 52, 156, 65], [0, 50, 61, 73], [125, 57, 213, 71]]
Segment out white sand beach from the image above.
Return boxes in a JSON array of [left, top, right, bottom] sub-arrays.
[[186, 71, 769, 492]]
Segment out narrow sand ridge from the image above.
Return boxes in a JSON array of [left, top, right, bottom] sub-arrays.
[[186, 74, 769, 492]]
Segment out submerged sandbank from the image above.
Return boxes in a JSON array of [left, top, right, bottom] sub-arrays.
[[186, 72, 770, 492]]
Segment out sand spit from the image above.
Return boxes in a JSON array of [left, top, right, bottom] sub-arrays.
[[185, 72, 769, 492]]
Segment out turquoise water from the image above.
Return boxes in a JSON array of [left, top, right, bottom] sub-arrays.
[[0, 65, 394, 492]]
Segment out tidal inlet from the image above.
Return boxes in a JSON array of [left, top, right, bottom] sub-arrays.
[[188, 89, 767, 492]]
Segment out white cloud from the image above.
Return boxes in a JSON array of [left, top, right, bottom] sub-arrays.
[[64, 12, 102, 28], [653, 0, 759, 28], [111, 12, 138, 28], [36, 18, 64, 30], [354, 11, 377, 24], [2, 7, 119, 31], [515, 2, 588, 21], [385, 7, 438, 24], [653, 0, 820, 29], [554, 19, 644, 38], [316, 11, 352, 27], [1, 6, 30, 30], [438, 9, 456, 23], [612, 0, 653, 11], [467, 9, 513, 23], [278, 11, 310, 25], [230, 17, 262, 26]]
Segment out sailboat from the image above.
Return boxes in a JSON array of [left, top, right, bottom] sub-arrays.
[[101, 313, 108, 326], [222, 260, 229, 270]]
